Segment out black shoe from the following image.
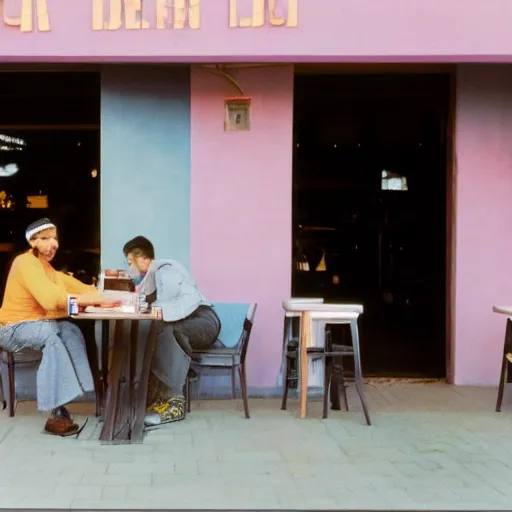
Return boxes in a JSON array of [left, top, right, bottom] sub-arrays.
[[51, 406, 71, 419], [188, 368, 199, 382]]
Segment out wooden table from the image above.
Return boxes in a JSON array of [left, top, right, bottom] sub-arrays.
[[282, 301, 363, 419], [73, 312, 160, 444]]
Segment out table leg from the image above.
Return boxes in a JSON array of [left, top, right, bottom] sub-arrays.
[[100, 320, 125, 442], [299, 311, 311, 419], [101, 320, 110, 395], [129, 320, 139, 428], [131, 321, 158, 442], [113, 320, 135, 441]]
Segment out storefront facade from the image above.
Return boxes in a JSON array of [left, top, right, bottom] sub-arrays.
[[2, 0, 512, 390]]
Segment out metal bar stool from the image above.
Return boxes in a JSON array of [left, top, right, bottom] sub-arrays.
[[316, 310, 371, 425], [281, 301, 370, 424]]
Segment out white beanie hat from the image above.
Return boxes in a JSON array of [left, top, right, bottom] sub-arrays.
[[25, 218, 56, 242]]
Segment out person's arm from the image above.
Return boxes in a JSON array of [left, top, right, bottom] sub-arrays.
[[60, 273, 122, 307], [60, 271, 97, 294], [17, 258, 68, 311]]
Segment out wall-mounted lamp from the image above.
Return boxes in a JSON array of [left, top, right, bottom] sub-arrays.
[[224, 96, 252, 132]]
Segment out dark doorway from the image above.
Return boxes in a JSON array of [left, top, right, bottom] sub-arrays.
[[0, 71, 100, 300], [292, 71, 450, 378]]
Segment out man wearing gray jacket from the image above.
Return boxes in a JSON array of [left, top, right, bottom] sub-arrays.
[[122, 236, 220, 426]]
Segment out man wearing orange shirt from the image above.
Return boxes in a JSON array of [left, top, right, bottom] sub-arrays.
[[0, 218, 110, 436]]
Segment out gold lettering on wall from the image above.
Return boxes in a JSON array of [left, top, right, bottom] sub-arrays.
[[234, 0, 264, 28], [0, 0, 21, 27], [91, 0, 122, 30], [95, 0, 121, 30], [106, 0, 122, 30], [35, 0, 50, 30], [92, 0, 103, 30], [125, 0, 150, 29], [156, 0, 167, 29], [229, 0, 298, 29], [156, 0, 200, 30], [252, 0, 264, 27], [229, 0, 237, 28], [286, 0, 298, 27], [268, 0, 284, 26], [188, 0, 201, 29], [0, 0, 297, 33], [20, 0, 31, 31], [173, 0, 185, 29], [93, 0, 152, 30], [0, 0, 50, 32]]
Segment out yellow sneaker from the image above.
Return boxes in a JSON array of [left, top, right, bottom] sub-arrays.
[[150, 400, 170, 415], [145, 397, 186, 427]]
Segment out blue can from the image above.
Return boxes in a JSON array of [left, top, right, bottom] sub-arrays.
[[68, 296, 79, 316]]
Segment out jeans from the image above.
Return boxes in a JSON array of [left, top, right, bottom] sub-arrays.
[[151, 306, 220, 397]]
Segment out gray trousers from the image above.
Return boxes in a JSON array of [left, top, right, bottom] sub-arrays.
[[0, 320, 94, 411], [152, 306, 220, 397]]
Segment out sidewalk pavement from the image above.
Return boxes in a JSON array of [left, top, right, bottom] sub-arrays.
[[1, 380, 512, 510]]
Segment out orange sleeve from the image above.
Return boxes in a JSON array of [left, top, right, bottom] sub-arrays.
[[60, 272, 97, 294], [17, 258, 68, 311]]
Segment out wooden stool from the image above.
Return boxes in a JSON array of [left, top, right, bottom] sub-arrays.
[[281, 298, 324, 410]]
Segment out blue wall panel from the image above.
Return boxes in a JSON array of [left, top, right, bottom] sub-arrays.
[[100, 65, 191, 269]]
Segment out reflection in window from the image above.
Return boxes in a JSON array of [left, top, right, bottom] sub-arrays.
[[0, 134, 26, 151], [0, 190, 15, 210], [27, 195, 49, 209], [0, 163, 19, 177], [381, 170, 408, 191]]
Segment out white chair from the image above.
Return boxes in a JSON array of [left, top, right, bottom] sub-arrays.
[[281, 301, 370, 425]]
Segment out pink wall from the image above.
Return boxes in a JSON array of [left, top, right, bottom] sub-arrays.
[[454, 65, 512, 385], [3, 0, 512, 62], [190, 66, 293, 388]]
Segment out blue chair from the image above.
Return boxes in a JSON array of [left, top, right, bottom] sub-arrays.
[[186, 302, 257, 418]]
